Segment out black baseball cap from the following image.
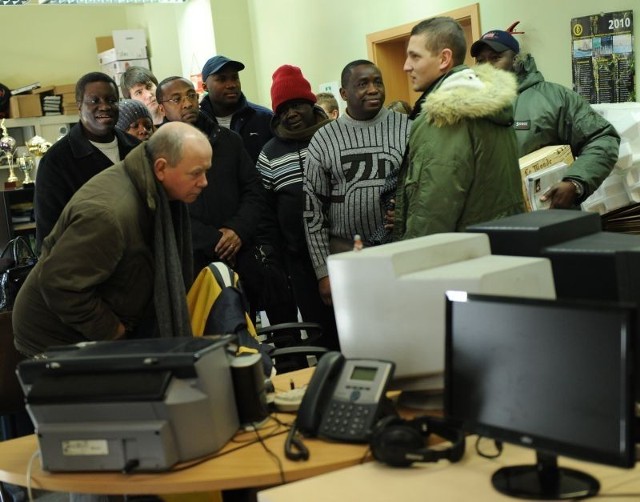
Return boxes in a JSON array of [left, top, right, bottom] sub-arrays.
[[201, 56, 245, 79], [470, 30, 520, 57]]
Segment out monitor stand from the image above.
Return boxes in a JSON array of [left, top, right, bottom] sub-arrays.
[[492, 451, 600, 500]]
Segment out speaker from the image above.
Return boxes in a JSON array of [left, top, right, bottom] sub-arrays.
[[370, 415, 465, 467], [230, 353, 269, 427]]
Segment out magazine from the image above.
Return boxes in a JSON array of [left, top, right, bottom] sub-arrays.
[[525, 162, 570, 211]]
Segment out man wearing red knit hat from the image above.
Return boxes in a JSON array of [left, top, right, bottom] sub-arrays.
[[256, 65, 340, 350]]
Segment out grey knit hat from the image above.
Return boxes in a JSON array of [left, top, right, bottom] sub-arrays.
[[116, 99, 152, 130]]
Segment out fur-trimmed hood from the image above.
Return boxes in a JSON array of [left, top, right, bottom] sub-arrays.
[[422, 64, 517, 127]]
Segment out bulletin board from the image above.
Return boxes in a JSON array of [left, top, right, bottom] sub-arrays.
[[571, 10, 635, 103]]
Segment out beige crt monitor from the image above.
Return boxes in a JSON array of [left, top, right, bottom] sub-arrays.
[[327, 233, 556, 393]]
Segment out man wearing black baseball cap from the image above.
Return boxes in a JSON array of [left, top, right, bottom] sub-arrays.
[[471, 29, 620, 210], [199, 55, 273, 163], [470, 30, 520, 71]]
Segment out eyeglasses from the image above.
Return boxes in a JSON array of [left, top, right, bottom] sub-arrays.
[[160, 92, 199, 105]]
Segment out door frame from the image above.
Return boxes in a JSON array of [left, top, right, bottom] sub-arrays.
[[366, 3, 481, 106]]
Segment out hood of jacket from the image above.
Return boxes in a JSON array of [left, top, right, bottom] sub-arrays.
[[422, 64, 517, 128], [270, 105, 331, 142], [514, 54, 545, 94]]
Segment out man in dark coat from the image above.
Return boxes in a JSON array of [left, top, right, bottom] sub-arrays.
[[199, 55, 273, 164], [256, 65, 339, 350], [34, 72, 140, 251], [157, 77, 279, 323]]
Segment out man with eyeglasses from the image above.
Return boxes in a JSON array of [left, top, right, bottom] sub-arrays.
[[199, 55, 273, 164], [156, 76, 270, 322], [34, 72, 140, 251]]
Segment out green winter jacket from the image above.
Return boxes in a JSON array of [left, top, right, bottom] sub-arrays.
[[513, 55, 620, 199], [395, 64, 525, 240]]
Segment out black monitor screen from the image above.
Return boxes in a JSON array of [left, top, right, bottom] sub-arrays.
[[445, 292, 636, 499]]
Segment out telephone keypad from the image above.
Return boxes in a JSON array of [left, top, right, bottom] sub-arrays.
[[318, 400, 376, 441]]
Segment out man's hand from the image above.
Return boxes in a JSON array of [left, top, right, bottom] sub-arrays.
[[318, 276, 332, 306], [115, 322, 127, 339], [215, 227, 242, 261], [384, 198, 395, 231], [539, 181, 579, 209]]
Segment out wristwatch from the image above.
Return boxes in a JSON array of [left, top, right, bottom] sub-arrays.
[[564, 178, 584, 199]]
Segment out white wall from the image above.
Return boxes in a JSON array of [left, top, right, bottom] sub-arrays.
[[246, 0, 639, 107], [0, 0, 636, 111]]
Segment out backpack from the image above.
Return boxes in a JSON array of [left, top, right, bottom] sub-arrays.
[[187, 261, 274, 376]]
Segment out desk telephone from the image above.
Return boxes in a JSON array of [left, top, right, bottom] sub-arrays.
[[296, 351, 395, 442]]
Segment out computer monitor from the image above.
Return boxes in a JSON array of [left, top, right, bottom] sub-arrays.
[[327, 233, 556, 406], [445, 292, 636, 499]]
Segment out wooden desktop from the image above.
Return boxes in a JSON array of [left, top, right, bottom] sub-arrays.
[[258, 437, 640, 502], [0, 368, 371, 495]]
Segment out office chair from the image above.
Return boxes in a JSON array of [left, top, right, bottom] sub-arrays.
[[257, 321, 328, 373], [188, 262, 328, 374]]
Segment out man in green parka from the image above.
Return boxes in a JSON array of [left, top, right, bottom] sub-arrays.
[[394, 17, 525, 241], [471, 29, 620, 209]]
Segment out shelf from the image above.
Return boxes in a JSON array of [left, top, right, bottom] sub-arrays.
[[3, 115, 79, 129], [13, 222, 35, 232], [3, 115, 79, 146]]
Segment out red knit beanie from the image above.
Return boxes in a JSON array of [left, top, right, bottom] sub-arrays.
[[270, 65, 317, 114]]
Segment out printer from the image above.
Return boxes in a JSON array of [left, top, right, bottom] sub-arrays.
[[17, 336, 239, 472]]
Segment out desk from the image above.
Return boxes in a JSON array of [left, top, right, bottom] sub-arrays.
[[257, 437, 640, 501], [0, 368, 370, 495]]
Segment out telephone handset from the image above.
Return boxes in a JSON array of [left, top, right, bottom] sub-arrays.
[[296, 351, 395, 443]]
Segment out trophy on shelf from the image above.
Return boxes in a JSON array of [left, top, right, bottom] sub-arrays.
[[18, 154, 35, 184], [0, 118, 19, 189], [26, 134, 51, 175]]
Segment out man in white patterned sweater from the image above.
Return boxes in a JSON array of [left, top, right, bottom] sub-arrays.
[[303, 60, 411, 306]]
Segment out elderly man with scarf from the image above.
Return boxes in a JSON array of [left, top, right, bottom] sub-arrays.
[[13, 122, 211, 358]]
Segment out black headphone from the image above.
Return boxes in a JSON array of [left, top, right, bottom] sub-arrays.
[[370, 415, 465, 467]]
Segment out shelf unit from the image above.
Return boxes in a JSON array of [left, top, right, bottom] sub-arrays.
[[3, 114, 79, 146], [0, 185, 35, 251]]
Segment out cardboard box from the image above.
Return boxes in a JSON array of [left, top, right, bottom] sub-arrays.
[[60, 92, 76, 105], [518, 145, 574, 211], [9, 95, 42, 118], [31, 85, 55, 96], [101, 58, 150, 80], [96, 29, 147, 65], [54, 84, 76, 95]]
